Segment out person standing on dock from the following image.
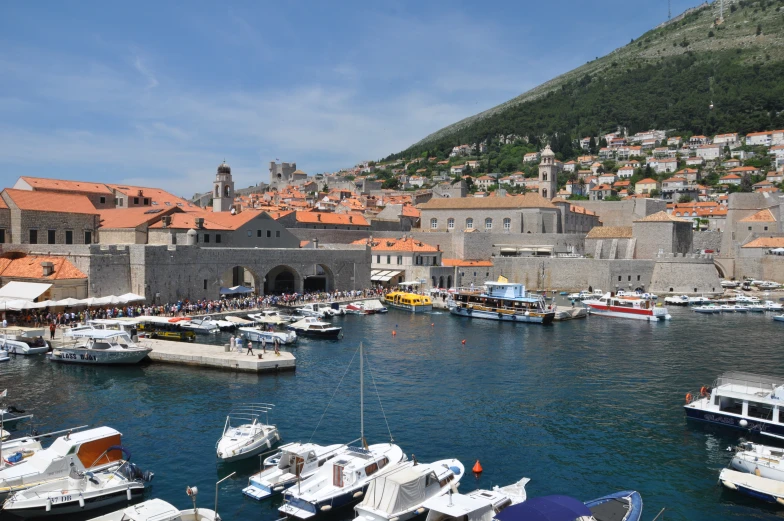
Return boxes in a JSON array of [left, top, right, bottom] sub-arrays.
[[49, 322, 55, 341], [273, 337, 280, 356], [235, 336, 242, 353], [246, 340, 254, 356], [230, 335, 235, 351], [261, 336, 267, 354]]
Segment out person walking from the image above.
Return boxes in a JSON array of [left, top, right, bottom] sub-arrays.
[[49, 322, 56, 341], [246, 340, 254, 356], [235, 336, 243, 353], [273, 337, 280, 356]]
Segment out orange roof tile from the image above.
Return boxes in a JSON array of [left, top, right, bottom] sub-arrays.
[[635, 211, 689, 223], [585, 226, 633, 239], [0, 255, 86, 280], [400, 205, 421, 218], [637, 178, 658, 184], [352, 237, 438, 252], [294, 211, 369, 226], [2, 188, 98, 214], [99, 207, 181, 229], [18, 176, 113, 195], [107, 184, 197, 210], [742, 237, 784, 248], [739, 209, 777, 223], [441, 259, 493, 267]]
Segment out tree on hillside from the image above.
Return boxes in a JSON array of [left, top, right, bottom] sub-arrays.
[[678, 194, 693, 203], [740, 174, 753, 192], [588, 136, 597, 154]]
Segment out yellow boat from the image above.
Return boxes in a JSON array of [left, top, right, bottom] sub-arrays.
[[383, 291, 433, 313]]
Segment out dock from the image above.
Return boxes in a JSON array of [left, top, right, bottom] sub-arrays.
[[144, 338, 296, 374]]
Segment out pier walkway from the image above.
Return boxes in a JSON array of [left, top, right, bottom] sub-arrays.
[[144, 338, 296, 373]]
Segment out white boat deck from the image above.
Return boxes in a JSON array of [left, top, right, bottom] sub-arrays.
[[145, 338, 296, 374]]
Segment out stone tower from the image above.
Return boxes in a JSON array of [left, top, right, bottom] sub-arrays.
[[538, 145, 557, 200], [213, 161, 234, 212]]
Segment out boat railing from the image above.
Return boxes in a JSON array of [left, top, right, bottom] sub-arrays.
[[714, 372, 784, 395]]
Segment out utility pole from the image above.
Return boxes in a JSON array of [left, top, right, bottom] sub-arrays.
[[668, 0, 672, 20]]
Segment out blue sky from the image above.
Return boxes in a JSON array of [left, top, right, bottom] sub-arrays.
[[1, 1, 701, 196]]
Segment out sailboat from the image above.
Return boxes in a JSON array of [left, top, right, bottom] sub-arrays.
[[278, 343, 406, 519]]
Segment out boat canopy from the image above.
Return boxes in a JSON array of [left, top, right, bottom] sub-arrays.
[[494, 495, 591, 521], [360, 464, 433, 515], [371, 270, 404, 282]]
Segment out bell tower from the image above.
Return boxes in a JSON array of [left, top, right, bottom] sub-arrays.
[[213, 161, 234, 212], [538, 145, 557, 200]]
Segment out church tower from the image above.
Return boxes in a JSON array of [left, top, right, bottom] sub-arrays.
[[213, 161, 234, 212], [538, 145, 557, 200]]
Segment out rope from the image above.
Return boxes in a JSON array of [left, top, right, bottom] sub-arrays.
[[364, 348, 394, 443], [307, 346, 360, 442]]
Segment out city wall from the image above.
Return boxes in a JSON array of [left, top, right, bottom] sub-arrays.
[[575, 199, 666, 227]]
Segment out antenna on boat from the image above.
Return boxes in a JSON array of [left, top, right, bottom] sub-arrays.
[[360, 342, 367, 449]]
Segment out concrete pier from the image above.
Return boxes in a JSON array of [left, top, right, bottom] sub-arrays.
[[144, 338, 296, 373]]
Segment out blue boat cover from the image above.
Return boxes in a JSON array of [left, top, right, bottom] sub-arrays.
[[495, 495, 591, 521]]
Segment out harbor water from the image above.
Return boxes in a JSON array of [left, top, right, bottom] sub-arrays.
[[2, 304, 784, 521]]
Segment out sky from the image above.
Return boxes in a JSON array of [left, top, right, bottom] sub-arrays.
[[0, 0, 703, 196]]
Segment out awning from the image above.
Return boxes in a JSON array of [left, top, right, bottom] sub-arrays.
[[0, 282, 52, 301], [371, 270, 404, 282], [220, 285, 254, 295]]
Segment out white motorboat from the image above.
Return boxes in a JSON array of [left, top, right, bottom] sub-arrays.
[[287, 317, 342, 339], [247, 310, 297, 325], [688, 296, 711, 305], [719, 304, 739, 312], [88, 497, 217, 521], [731, 441, 784, 482], [775, 315, 784, 323], [52, 330, 151, 365], [2, 453, 153, 518], [178, 317, 220, 334], [1, 330, 50, 355], [734, 305, 750, 312], [296, 303, 342, 318], [721, 280, 740, 288], [242, 442, 345, 500], [663, 295, 689, 306], [763, 300, 784, 311], [0, 336, 48, 356], [354, 459, 465, 521], [343, 301, 388, 315], [748, 304, 766, 312], [0, 434, 43, 470], [719, 467, 784, 505], [238, 327, 297, 345], [735, 295, 760, 304], [693, 305, 721, 314], [423, 477, 530, 521], [0, 427, 124, 500], [216, 404, 280, 463]]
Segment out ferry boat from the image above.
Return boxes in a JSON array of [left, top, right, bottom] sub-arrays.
[[448, 282, 555, 324], [583, 292, 671, 321], [684, 372, 784, 435], [383, 292, 433, 313]]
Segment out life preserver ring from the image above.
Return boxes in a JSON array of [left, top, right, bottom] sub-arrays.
[[685, 393, 693, 404], [700, 386, 708, 397]]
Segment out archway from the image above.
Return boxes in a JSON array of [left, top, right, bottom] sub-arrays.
[[713, 259, 727, 279], [447, 275, 452, 289], [220, 266, 260, 294], [438, 276, 445, 289], [303, 264, 334, 293], [264, 265, 301, 294]]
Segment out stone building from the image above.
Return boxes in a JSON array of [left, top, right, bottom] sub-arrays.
[[1, 189, 100, 245], [12, 177, 116, 209], [351, 236, 450, 288], [212, 161, 234, 212], [632, 211, 693, 259], [584, 226, 635, 259], [0, 253, 88, 299], [538, 145, 558, 199]]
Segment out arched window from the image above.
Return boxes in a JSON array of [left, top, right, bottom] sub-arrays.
[[542, 188, 548, 198], [466, 218, 474, 230], [503, 218, 511, 230], [485, 218, 493, 230], [543, 173, 547, 181], [447, 218, 455, 230], [215, 186, 219, 197], [430, 218, 438, 229], [224, 185, 230, 197]]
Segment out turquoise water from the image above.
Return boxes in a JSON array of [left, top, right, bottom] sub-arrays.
[[2, 306, 784, 520]]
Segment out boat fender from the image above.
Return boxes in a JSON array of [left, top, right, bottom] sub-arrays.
[[267, 439, 271, 449], [755, 467, 761, 477], [777, 497, 784, 507], [79, 494, 86, 508], [126, 487, 132, 501], [498, 312, 503, 319], [740, 419, 748, 428], [416, 508, 426, 515], [353, 491, 363, 498], [685, 393, 692, 404], [721, 480, 737, 490], [46, 499, 52, 512], [273, 486, 284, 492], [321, 505, 332, 512], [390, 517, 400, 521]]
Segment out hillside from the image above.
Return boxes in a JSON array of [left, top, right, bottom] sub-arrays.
[[390, 0, 784, 160]]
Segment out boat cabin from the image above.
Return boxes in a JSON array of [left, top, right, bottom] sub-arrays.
[[330, 447, 389, 489], [66, 330, 140, 350], [385, 292, 432, 307], [703, 372, 784, 422]]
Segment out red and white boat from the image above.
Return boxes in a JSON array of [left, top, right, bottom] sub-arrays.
[[583, 292, 671, 321]]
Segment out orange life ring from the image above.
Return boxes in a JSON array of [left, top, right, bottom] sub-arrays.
[[685, 393, 693, 404], [700, 386, 708, 397]]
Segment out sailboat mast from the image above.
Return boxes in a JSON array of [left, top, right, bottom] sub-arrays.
[[360, 342, 364, 445]]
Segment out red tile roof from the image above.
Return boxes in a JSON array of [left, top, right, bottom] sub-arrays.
[[441, 258, 493, 267], [18, 176, 113, 195], [99, 207, 181, 229], [352, 237, 438, 252], [294, 211, 369, 226], [2, 189, 98, 214], [0, 255, 87, 280]]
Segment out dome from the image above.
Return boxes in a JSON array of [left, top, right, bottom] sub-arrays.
[[541, 145, 555, 157], [217, 162, 231, 175]]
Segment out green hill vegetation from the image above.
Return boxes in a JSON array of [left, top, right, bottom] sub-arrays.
[[387, 0, 784, 164]]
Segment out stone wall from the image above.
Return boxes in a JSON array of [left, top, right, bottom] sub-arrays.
[[735, 256, 784, 283], [648, 254, 722, 294], [633, 221, 693, 259], [576, 199, 666, 227], [0, 209, 10, 244], [14, 211, 99, 245], [692, 231, 723, 254]]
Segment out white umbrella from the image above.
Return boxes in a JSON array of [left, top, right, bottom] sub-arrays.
[[31, 300, 58, 309], [55, 297, 83, 307], [94, 295, 120, 306], [117, 293, 145, 304], [77, 297, 100, 307]]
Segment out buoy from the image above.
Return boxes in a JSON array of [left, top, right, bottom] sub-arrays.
[[79, 495, 86, 508], [392, 330, 396, 336], [321, 505, 332, 512], [472, 460, 483, 473], [461, 339, 466, 345], [740, 419, 749, 428], [431, 323, 434, 327]]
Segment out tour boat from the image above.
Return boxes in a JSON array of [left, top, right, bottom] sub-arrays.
[[52, 330, 152, 365], [216, 404, 280, 463], [495, 490, 642, 521], [0, 427, 124, 500], [134, 317, 196, 342], [423, 477, 529, 521], [663, 295, 689, 306], [87, 497, 218, 521], [583, 293, 671, 321], [684, 372, 784, 435], [719, 467, 784, 505], [238, 327, 298, 345], [287, 317, 342, 339], [383, 292, 433, 313], [2, 453, 153, 518], [448, 282, 555, 324], [730, 441, 784, 482], [242, 442, 345, 500], [178, 317, 220, 334], [354, 459, 464, 521]]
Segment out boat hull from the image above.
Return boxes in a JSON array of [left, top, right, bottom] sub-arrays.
[[280, 485, 367, 519], [586, 305, 670, 321], [449, 306, 554, 324], [719, 468, 784, 505], [49, 348, 151, 365], [217, 430, 280, 463], [584, 490, 642, 521], [4, 485, 145, 518], [288, 328, 342, 339], [684, 405, 784, 436], [385, 302, 432, 313]]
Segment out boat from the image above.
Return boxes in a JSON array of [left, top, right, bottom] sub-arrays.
[[383, 292, 433, 313], [688, 296, 711, 305], [448, 282, 555, 324], [242, 442, 345, 500], [0, 434, 42, 470], [287, 317, 342, 339], [775, 315, 784, 323], [721, 280, 740, 288], [763, 300, 784, 311], [279, 342, 406, 519], [2, 449, 153, 518], [296, 303, 342, 318], [2, 329, 51, 354], [134, 317, 196, 342], [52, 330, 152, 365], [0, 336, 47, 356], [0, 349, 8, 363], [0, 427, 125, 500], [423, 477, 529, 521], [178, 317, 220, 334], [247, 310, 297, 325], [216, 404, 280, 463], [87, 496, 218, 521], [719, 467, 784, 505], [735, 295, 760, 304], [684, 372, 784, 435], [693, 305, 721, 314], [0, 401, 33, 428], [748, 304, 766, 312], [730, 441, 784, 482], [663, 295, 689, 306], [343, 300, 388, 315], [583, 293, 671, 321], [734, 305, 750, 313], [495, 490, 642, 521], [238, 327, 298, 345], [353, 459, 464, 521]]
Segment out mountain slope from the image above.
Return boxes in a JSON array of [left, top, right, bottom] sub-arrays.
[[391, 0, 784, 159]]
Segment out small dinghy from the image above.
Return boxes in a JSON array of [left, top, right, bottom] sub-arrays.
[[494, 490, 642, 521], [216, 404, 280, 463], [87, 486, 217, 521], [1, 335, 48, 356], [423, 477, 529, 521], [719, 467, 784, 505], [2, 448, 153, 518]]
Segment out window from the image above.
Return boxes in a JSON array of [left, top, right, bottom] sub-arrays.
[[430, 218, 438, 229], [637, 275, 641, 281], [134, 197, 139, 205], [216, 234, 221, 243], [387, 255, 391, 264], [48, 229, 56, 244], [628, 275, 631, 281], [276, 230, 280, 237], [0, 229, 4, 243], [144, 198, 150, 205], [764, 226, 769, 231], [267, 230, 272, 238], [204, 234, 210, 243], [397, 256, 402, 265], [204, 279, 208, 290], [485, 218, 493, 230], [748, 226, 752, 231], [466, 218, 474, 229], [84, 231, 92, 244], [29, 229, 38, 244], [447, 218, 455, 230], [503, 218, 511, 230], [247, 231, 252, 237], [65, 230, 73, 244], [618, 275, 622, 281], [257, 230, 262, 237], [99, 196, 106, 204], [376, 255, 381, 263]]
